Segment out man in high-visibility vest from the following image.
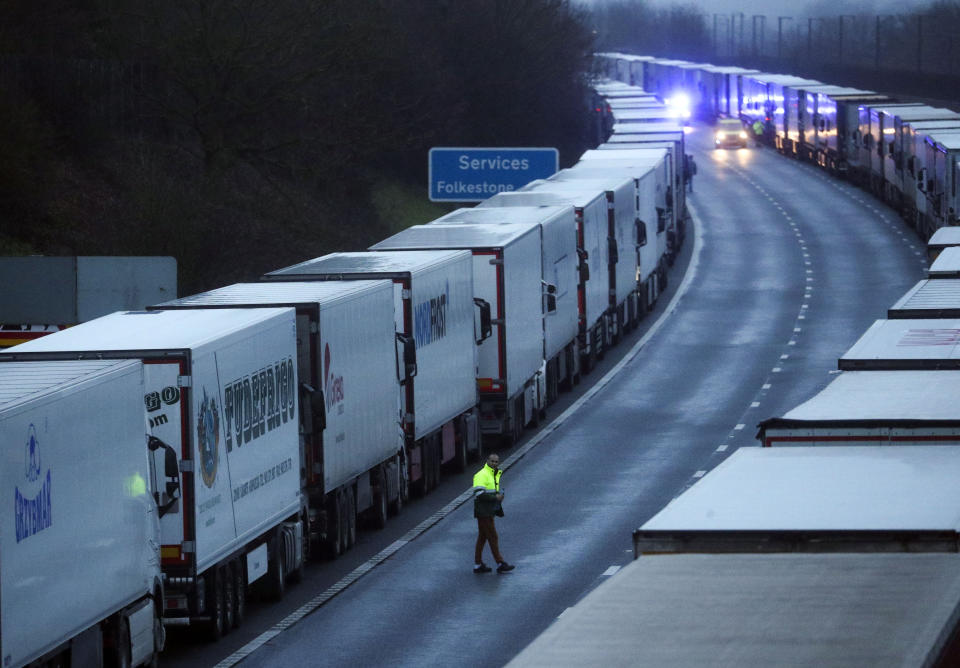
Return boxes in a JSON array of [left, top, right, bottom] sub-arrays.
[[472, 453, 515, 573], [752, 119, 764, 146]]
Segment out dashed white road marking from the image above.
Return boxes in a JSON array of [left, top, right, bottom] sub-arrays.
[[693, 470, 707, 478], [602, 565, 621, 577], [716, 444, 729, 452], [734, 424, 746, 430]]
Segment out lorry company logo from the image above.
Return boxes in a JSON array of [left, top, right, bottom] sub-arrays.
[[145, 385, 181, 429], [324, 344, 344, 411], [224, 357, 295, 452], [414, 281, 449, 348], [197, 387, 220, 488], [15, 424, 52, 543]]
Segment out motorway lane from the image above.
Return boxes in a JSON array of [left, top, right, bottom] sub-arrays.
[[170, 126, 926, 667]]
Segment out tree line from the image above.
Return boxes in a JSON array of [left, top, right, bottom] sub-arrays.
[[0, 0, 596, 295]]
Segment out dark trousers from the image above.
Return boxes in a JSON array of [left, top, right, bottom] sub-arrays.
[[475, 516, 504, 564]]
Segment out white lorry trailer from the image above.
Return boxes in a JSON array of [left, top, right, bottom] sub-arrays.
[[479, 184, 610, 372], [757, 369, 960, 446], [889, 279, 960, 319], [3, 308, 304, 639], [459, 205, 581, 403], [839, 317, 960, 369], [372, 222, 545, 445], [261, 253, 481, 495], [1, 359, 170, 668], [152, 281, 404, 553], [510, 446, 960, 667]]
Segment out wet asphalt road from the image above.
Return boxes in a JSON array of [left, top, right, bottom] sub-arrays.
[[164, 125, 926, 668]]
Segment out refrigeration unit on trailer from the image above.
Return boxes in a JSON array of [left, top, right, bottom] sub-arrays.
[[889, 279, 960, 319], [757, 369, 960, 446], [2, 308, 303, 639], [547, 167, 657, 340], [0, 359, 169, 668], [479, 188, 604, 376], [922, 132, 960, 237], [261, 251, 481, 494], [151, 280, 404, 556], [371, 223, 544, 445], [838, 317, 960, 370], [881, 108, 960, 207], [859, 103, 924, 194], [902, 122, 960, 230], [432, 206, 580, 408]]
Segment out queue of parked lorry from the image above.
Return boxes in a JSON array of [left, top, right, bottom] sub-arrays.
[[511, 53, 960, 666], [0, 63, 700, 667], [597, 52, 960, 241]]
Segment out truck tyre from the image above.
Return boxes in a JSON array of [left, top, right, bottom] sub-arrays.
[[265, 532, 286, 601], [346, 487, 357, 549], [107, 616, 132, 668], [371, 465, 389, 529], [231, 561, 246, 628], [389, 454, 405, 516], [205, 573, 226, 642], [222, 565, 236, 631], [324, 493, 343, 559], [149, 601, 164, 668]]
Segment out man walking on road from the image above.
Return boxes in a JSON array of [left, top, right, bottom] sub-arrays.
[[473, 453, 515, 573]]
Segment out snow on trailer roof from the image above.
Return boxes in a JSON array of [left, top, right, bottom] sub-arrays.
[[507, 551, 960, 668], [577, 147, 668, 169], [929, 228, 960, 248], [929, 246, 960, 277], [151, 280, 391, 309], [1, 308, 292, 355], [370, 222, 540, 251], [611, 108, 679, 122], [545, 170, 637, 193], [427, 205, 572, 227], [481, 189, 603, 210], [0, 359, 140, 407], [839, 318, 960, 369], [639, 446, 960, 533], [889, 279, 960, 319], [604, 132, 682, 144], [764, 370, 960, 423], [893, 107, 960, 122], [612, 121, 685, 134], [263, 250, 469, 280]]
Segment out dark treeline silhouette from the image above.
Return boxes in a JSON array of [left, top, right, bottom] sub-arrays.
[[0, 0, 595, 294]]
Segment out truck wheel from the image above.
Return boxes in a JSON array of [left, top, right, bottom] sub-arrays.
[[291, 516, 307, 583], [265, 532, 286, 601], [231, 561, 246, 628], [389, 455, 405, 516], [206, 573, 226, 641], [107, 616, 132, 668], [148, 606, 163, 668], [222, 566, 236, 631], [371, 465, 388, 529], [324, 494, 343, 559], [346, 487, 357, 549]]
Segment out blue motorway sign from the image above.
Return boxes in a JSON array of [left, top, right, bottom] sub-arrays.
[[429, 147, 559, 202]]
